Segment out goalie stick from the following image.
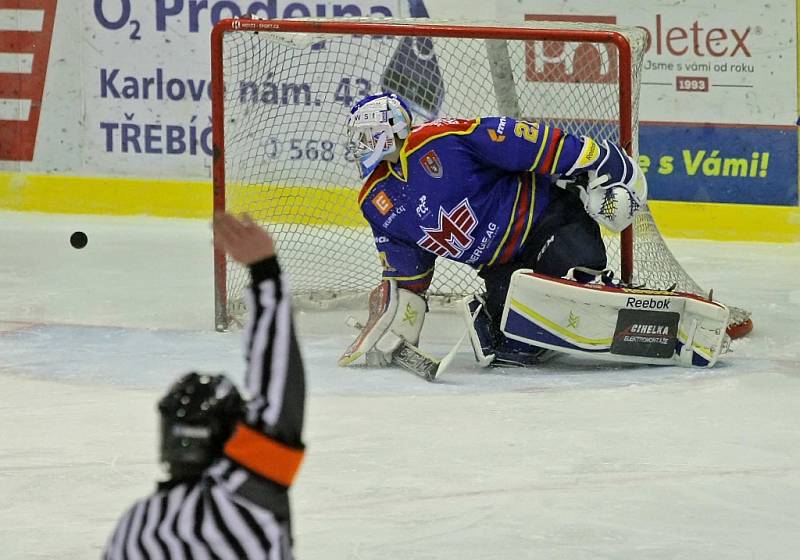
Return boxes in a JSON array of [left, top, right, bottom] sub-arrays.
[[346, 317, 464, 382]]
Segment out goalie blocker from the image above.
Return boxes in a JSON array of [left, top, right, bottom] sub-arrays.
[[480, 270, 730, 367]]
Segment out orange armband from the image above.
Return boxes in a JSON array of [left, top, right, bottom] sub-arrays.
[[224, 423, 305, 487]]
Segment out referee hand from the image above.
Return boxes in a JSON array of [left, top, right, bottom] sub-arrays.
[[213, 212, 276, 265]]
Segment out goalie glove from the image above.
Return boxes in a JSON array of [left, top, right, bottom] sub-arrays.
[[339, 279, 427, 367], [560, 140, 648, 233]]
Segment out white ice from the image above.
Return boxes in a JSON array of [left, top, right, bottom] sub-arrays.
[[0, 210, 798, 559]]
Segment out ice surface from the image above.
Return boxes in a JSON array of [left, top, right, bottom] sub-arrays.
[[1, 211, 799, 558]]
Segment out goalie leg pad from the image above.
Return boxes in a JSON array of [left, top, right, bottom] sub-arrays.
[[339, 279, 427, 367], [500, 270, 730, 367]]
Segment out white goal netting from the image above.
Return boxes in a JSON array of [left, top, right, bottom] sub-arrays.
[[213, 18, 751, 336]]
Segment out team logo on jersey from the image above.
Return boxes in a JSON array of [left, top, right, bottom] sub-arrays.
[[417, 198, 478, 258], [372, 191, 394, 215], [420, 150, 443, 178], [487, 129, 506, 143]]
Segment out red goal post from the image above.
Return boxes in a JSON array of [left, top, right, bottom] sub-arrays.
[[210, 17, 752, 339]]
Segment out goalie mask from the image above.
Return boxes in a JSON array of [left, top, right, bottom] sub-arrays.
[[158, 372, 244, 482], [346, 93, 412, 178]]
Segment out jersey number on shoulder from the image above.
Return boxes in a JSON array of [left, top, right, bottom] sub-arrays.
[[417, 198, 477, 258], [514, 121, 540, 143]]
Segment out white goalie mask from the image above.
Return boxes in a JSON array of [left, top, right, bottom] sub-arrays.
[[346, 93, 412, 178]]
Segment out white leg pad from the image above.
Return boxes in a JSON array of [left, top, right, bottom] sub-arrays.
[[339, 280, 427, 367], [500, 270, 730, 367]]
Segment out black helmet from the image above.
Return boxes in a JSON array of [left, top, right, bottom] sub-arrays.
[[158, 372, 244, 481]]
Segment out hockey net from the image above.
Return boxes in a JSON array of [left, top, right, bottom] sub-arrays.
[[211, 17, 752, 337]]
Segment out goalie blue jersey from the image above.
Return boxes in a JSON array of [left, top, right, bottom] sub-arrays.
[[358, 117, 600, 292]]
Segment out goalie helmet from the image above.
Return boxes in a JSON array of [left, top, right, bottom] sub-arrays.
[[158, 372, 244, 481], [346, 92, 412, 178]]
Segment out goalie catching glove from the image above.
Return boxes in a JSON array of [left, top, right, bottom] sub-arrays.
[[339, 279, 427, 367], [560, 139, 648, 233]]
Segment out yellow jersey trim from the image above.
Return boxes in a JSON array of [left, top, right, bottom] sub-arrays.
[[550, 137, 566, 174], [384, 266, 436, 282], [487, 178, 522, 266], [399, 119, 482, 180], [357, 166, 393, 207], [519, 174, 536, 249], [529, 125, 550, 172]]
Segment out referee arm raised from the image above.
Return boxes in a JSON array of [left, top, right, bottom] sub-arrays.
[[104, 212, 306, 560]]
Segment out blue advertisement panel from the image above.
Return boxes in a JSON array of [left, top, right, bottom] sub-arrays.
[[639, 124, 798, 205], [496, 0, 798, 208]]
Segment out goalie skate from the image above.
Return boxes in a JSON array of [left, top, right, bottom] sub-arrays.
[[459, 295, 555, 368]]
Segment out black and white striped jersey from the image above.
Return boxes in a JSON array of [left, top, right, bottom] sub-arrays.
[[104, 257, 306, 560]]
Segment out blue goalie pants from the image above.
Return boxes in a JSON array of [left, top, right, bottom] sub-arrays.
[[478, 187, 607, 336]]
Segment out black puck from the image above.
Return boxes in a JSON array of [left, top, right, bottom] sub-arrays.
[[70, 231, 88, 249]]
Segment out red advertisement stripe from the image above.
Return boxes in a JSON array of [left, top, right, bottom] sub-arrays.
[[0, 71, 42, 98], [0, 0, 57, 161], [0, 31, 44, 53]]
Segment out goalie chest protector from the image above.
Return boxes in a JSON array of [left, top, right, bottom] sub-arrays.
[[500, 270, 731, 367]]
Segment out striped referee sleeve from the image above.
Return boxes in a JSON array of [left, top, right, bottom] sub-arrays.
[[224, 256, 306, 485], [104, 256, 305, 559]]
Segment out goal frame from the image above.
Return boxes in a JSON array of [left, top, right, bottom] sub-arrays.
[[210, 18, 638, 331]]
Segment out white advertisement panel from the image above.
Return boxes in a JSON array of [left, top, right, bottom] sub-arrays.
[[0, 0, 796, 207], [495, 1, 796, 125], [84, 0, 400, 178]]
